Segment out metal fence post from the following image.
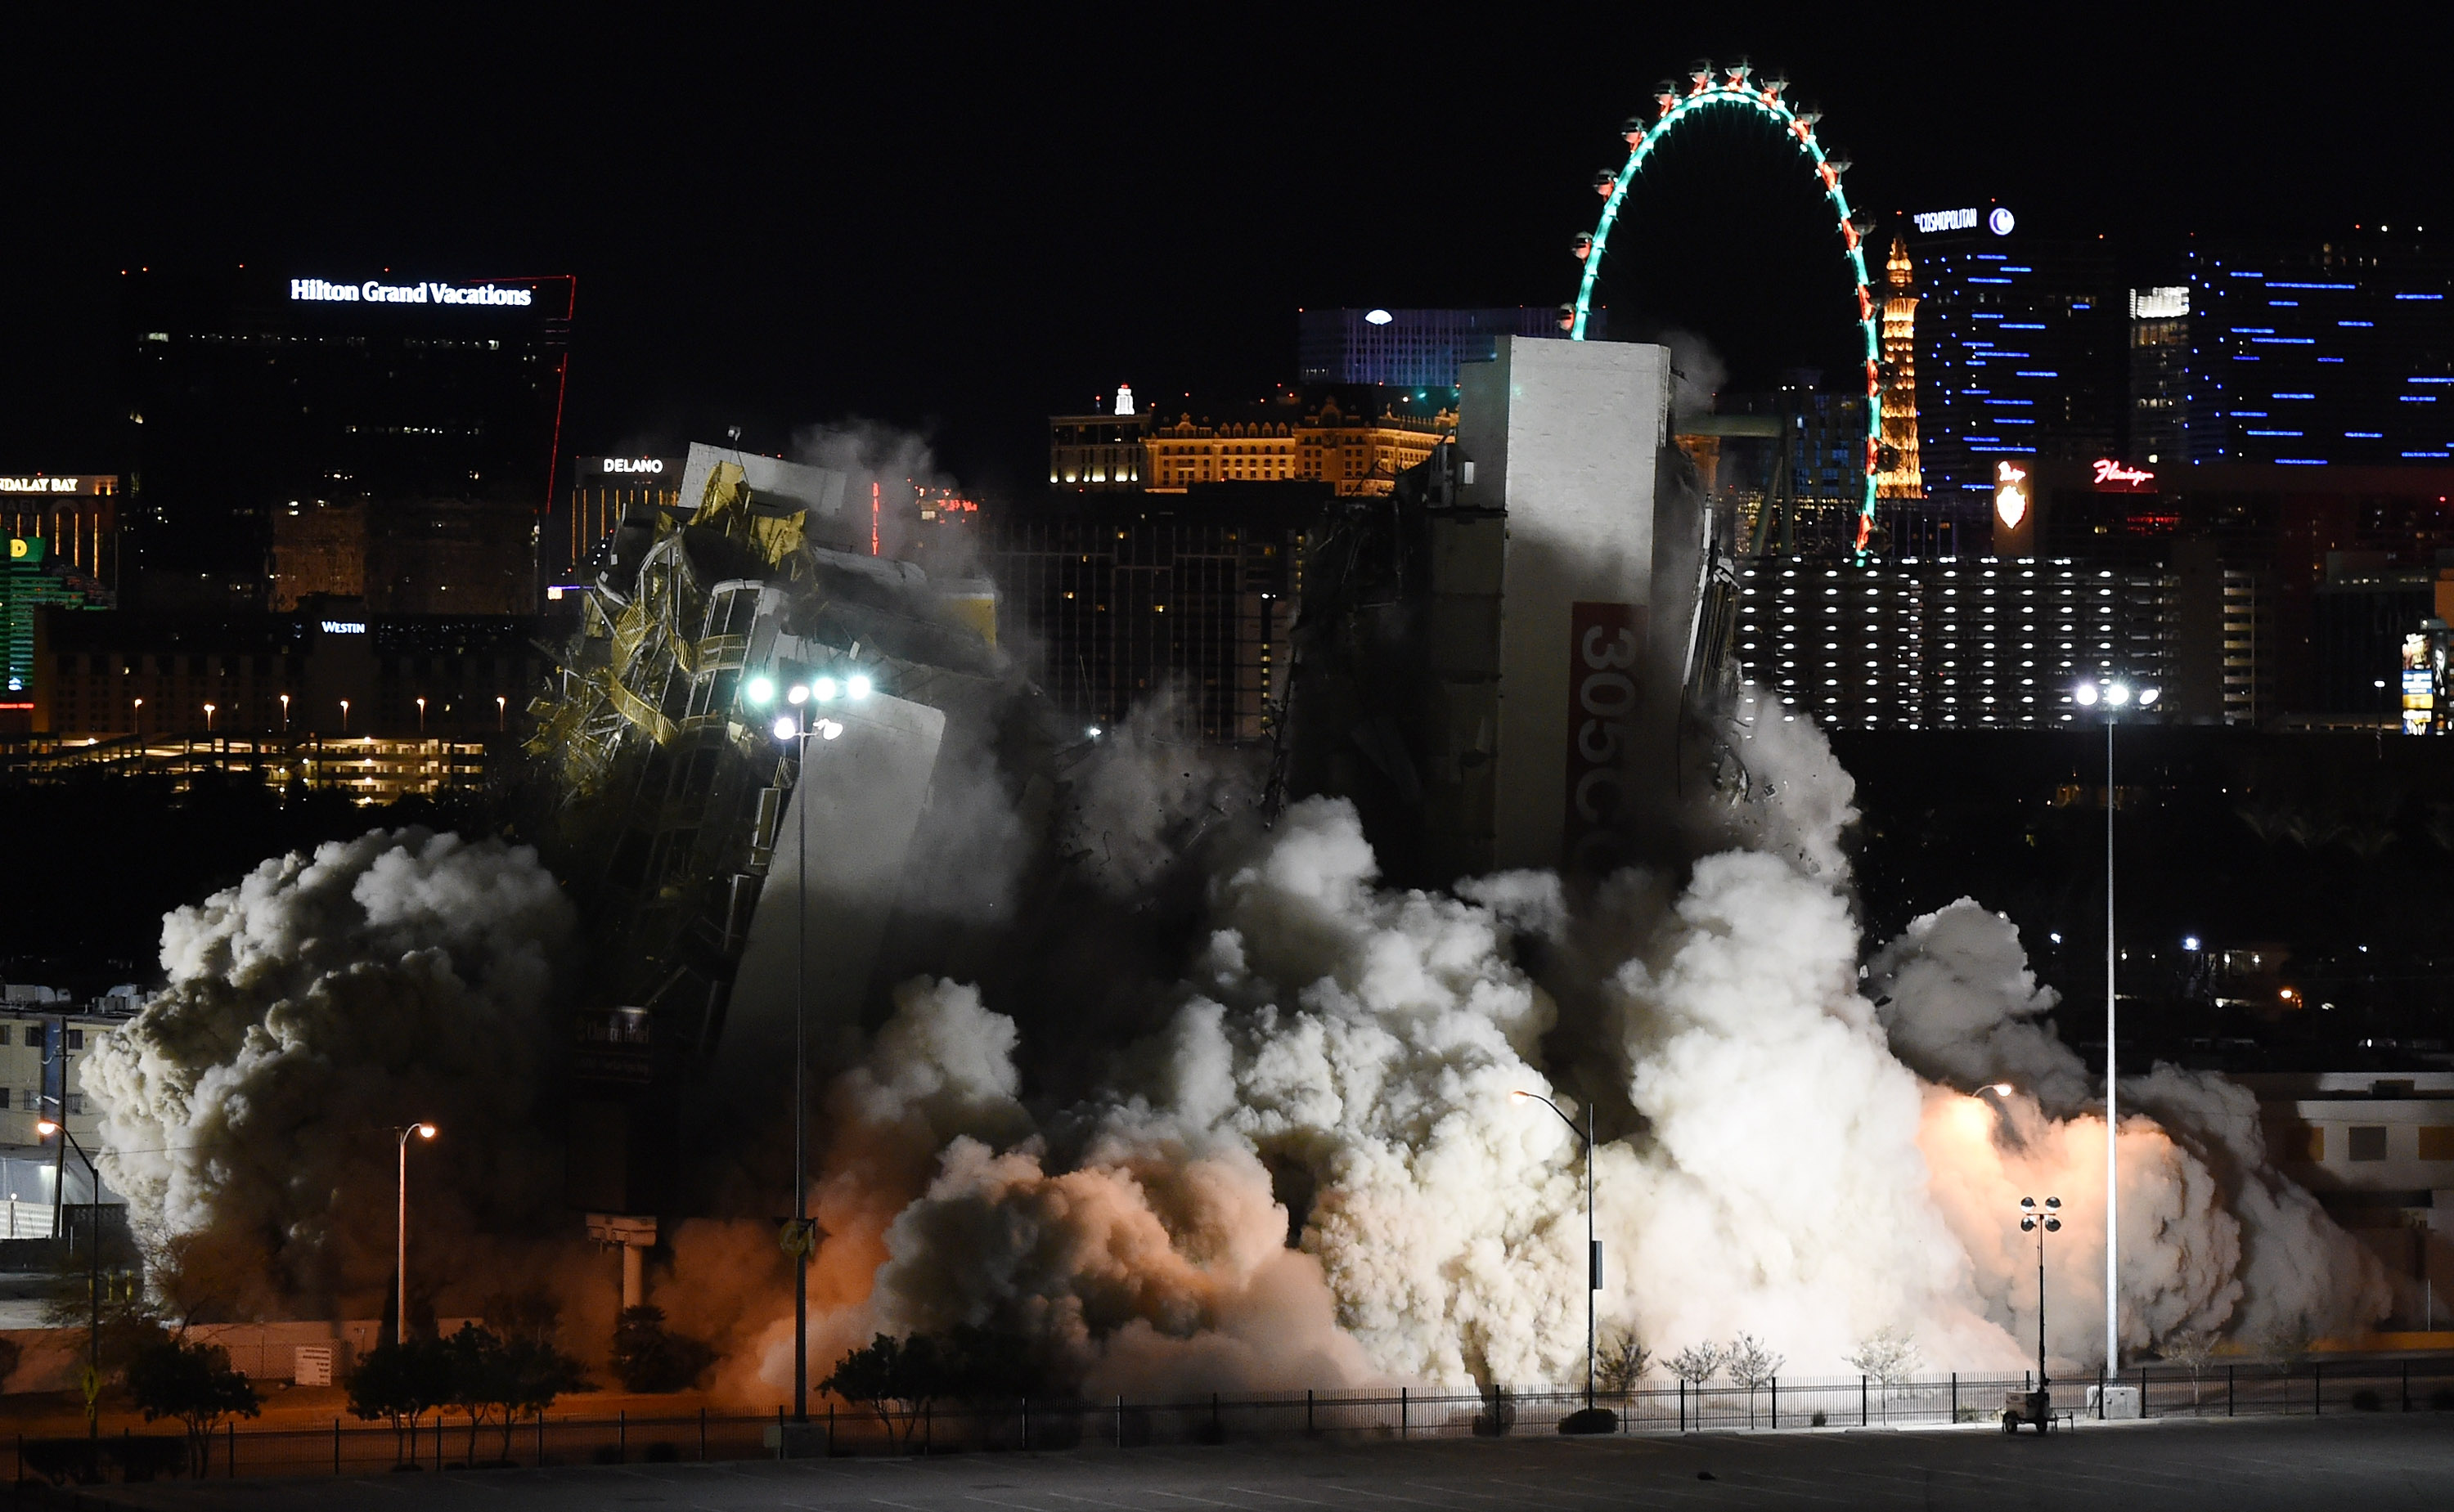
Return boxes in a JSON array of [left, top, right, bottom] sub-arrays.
[[1212, 1392, 1221, 1442], [1951, 1372, 1957, 1424], [1770, 1378, 1778, 1429], [1859, 1375, 1867, 1428], [2402, 1360, 2409, 1412], [924, 1402, 932, 1456], [1306, 1389, 1314, 1435], [2227, 1366, 2234, 1417], [334, 1417, 341, 1475], [227, 1419, 236, 1477], [1021, 1397, 1029, 1452], [1115, 1395, 1124, 1447], [2140, 1366, 2148, 1420], [618, 1407, 627, 1461], [1679, 1379, 1685, 1432], [537, 1410, 546, 1465], [2313, 1362, 2321, 1417], [1400, 1386, 1407, 1439], [828, 1402, 834, 1456], [699, 1407, 708, 1460]]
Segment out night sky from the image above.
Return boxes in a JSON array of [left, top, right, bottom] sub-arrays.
[[4, 5, 2443, 499]]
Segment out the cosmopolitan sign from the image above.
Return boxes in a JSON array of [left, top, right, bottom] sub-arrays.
[[1911, 206, 2016, 236], [291, 277, 533, 307]]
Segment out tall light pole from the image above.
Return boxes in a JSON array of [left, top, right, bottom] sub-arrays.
[[2018, 1195, 2061, 1428], [2071, 676, 2155, 1375], [395, 1123, 436, 1346], [36, 1117, 100, 1469], [761, 671, 852, 1428], [1512, 1089, 1598, 1411]]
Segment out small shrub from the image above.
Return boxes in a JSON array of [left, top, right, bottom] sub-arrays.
[[2350, 1389, 2382, 1412], [591, 1444, 623, 1464], [1810, 1409, 1828, 1427], [644, 1440, 680, 1462], [20, 1438, 99, 1486], [105, 1435, 189, 1482]]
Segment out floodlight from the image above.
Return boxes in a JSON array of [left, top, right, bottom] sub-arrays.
[[2105, 683, 2131, 707], [787, 684, 808, 706], [816, 720, 843, 741], [812, 676, 838, 702], [35, 1119, 58, 1137], [2182, 935, 2200, 952], [745, 675, 775, 706], [2137, 687, 2160, 707], [772, 716, 798, 741], [847, 673, 874, 700], [2074, 684, 2099, 707]]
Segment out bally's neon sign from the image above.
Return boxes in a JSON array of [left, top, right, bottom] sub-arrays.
[[290, 277, 533, 307], [1994, 461, 2030, 529]]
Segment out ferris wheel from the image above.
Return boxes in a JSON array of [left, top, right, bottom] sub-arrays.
[[1566, 61, 1881, 551]]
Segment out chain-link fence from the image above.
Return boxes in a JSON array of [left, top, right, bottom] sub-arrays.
[[11, 1359, 2454, 1487]]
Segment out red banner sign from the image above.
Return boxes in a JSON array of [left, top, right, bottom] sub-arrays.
[[1564, 601, 1644, 873]]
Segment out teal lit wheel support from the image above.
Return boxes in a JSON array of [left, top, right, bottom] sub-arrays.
[[1569, 62, 1881, 552]]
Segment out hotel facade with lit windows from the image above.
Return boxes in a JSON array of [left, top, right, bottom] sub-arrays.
[[1734, 554, 2175, 728], [2179, 235, 2454, 467], [1049, 388, 1454, 498]]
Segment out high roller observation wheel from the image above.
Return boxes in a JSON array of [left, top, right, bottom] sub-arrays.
[[1568, 61, 1881, 551]]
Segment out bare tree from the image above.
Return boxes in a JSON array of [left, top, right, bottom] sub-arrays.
[[1666, 1342, 1722, 1385], [1724, 1334, 1785, 1429], [1843, 1327, 1921, 1420], [2161, 1329, 2219, 1412], [1598, 1326, 1652, 1397]]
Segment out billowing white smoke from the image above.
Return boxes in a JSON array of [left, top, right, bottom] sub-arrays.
[[1872, 900, 2391, 1353], [83, 830, 573, 1308], [748, 696, 2384, 1393]]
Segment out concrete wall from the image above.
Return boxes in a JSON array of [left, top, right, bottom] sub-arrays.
[[719, 690, 946, 1083], [1457, 337, 1670, 872]]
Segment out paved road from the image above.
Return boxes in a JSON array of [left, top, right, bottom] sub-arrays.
[[53, 1414, 2454, 1511]]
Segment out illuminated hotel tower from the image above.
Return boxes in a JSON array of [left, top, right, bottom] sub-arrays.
[[1875, 236, 1924, 500]]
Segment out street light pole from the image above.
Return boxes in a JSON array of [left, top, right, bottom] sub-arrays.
[[768, 685, 848, 1428], [1512, 1090, 1597, 1409], [394, 1123, 436, 1347], [2102, 711, 2118, 1379], [2018, 1195, 2061, 1422], [37, 1119, 100, 1468], [2073, 677, 2155, 1378]]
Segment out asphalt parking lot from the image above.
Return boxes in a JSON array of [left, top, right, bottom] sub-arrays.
[[44, 1412, 2454, 1511]]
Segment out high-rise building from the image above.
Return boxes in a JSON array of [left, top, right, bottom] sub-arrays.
[[2, 535, 109, 729], [551, 457, 684, 594], [1054, 389, 1455, 500], [0, 474, 119, 590], [1297, 307, 1598, 389], [1717, 381, 1888, 554], [1901, 207, 2124, 532], [1733, 554, 2175, 729], [2129, 285, 2190, 466], [124, 268, 573, 612], [984, 486, 1314, 744], [2182, 235, 2454, 468]]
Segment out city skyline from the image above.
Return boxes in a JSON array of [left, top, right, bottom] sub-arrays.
[[3, 9, 2444, 494]]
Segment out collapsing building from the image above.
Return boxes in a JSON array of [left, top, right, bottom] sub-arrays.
[[521, 443, 1063, 1276], [1276, 336, 1736, 886]]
